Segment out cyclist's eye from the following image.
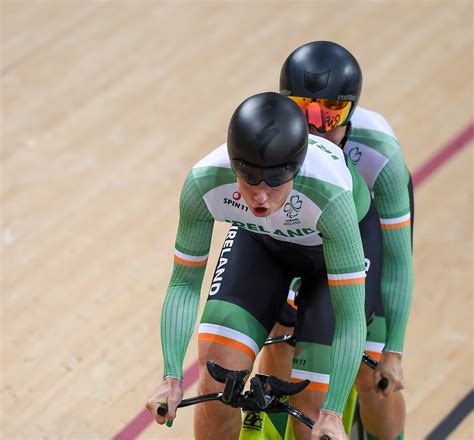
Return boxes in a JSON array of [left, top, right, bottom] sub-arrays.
[[322, 99, 349, 109]]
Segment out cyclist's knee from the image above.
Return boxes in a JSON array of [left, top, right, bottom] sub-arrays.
[[197, 341, 253, 393]]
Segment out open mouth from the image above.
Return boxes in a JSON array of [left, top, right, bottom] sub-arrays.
[[253, 207, 270, 216]]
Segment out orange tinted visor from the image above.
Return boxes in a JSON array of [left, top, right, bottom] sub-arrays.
[[289, 96, 353, 133]]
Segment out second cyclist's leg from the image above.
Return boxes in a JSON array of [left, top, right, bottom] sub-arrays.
[[355, 359, 405, 440], [258, 321, 295, 381], [290, 387, 326, 440], [259, 278, 299, 381], [357, 319, 405, 440]]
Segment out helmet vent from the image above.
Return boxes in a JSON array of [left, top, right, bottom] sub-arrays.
[[304, 70, 330, 93]]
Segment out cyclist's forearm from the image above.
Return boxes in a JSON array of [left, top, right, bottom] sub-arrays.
[[379, 226, 413, 352], [374, 159, 413, 353], [317, 192, 367, 414], [322, 284, 366, 414], [161, 265, 206, 379], [161, 171, 214, 378]]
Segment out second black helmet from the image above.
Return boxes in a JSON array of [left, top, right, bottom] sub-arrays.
[[280, 41, 362, 123]]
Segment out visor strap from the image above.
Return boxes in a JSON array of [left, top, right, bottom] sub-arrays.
[[339, 121, 352, 148]]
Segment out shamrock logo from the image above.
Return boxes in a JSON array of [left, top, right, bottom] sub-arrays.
[[284, 195, 303, 219], [348, 146, 362, 164]]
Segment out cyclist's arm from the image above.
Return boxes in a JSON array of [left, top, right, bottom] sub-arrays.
[[373, 150, 414, 353], [316, 191, 367, 414], [161, 170, 214, 380]]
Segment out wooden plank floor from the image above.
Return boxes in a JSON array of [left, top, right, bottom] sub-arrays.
[[2, 1, 472, 439]]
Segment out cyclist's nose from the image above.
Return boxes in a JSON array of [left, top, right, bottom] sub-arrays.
[[253, 183, 270, 204]]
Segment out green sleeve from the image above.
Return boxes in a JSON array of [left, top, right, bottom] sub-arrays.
[[316, 191, 367, 414], [347, 159, 371, 222], [161, 170, 214, 379], [373, 151, 414, 353]]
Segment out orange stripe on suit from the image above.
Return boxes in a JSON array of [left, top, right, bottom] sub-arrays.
[[174, 255, 208, 267], [198, 333, 256, 361], [328, 278, 365, 286], [381, 219, 411, 230]]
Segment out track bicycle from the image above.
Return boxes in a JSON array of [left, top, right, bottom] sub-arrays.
[[264, 333, 387, 440], [157, 351, 386, 440], [158, 359, 329, 439]]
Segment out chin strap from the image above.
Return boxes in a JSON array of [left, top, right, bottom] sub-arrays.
[[339, 121, 352, 148]]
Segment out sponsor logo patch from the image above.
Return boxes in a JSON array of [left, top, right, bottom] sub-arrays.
[[242, 412, 263, 430]]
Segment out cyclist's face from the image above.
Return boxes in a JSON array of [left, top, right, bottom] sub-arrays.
[[309, 124, 346, 147], [237, 178, 293, 217]]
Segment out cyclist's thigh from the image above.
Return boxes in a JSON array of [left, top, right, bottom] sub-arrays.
[[199, 225, 292, 365]]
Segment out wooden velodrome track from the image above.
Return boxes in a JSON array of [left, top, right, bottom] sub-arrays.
[[2, 1, 473, 439]]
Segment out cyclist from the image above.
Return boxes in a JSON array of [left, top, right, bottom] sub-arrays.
[[261, 41, 414, 440], [146, 91, 384, 440]]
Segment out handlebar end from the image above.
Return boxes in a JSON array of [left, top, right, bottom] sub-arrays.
[[157, 403, 168, 417], [378, 377, 389, 390]]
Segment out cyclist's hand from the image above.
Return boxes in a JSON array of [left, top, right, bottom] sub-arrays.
[[311, 409, 347, 440], [374, 351, 404, 397], [145, 377, 183, 425]]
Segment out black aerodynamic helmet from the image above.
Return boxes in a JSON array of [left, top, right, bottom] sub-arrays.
[[280, 41, 362, 131], [227, 92, 308, 187]]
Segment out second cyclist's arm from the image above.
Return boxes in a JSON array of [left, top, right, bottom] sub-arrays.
[[373, 150, 414, 354], [161, 171, 214, 380], [317, 191, 367, 414]]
